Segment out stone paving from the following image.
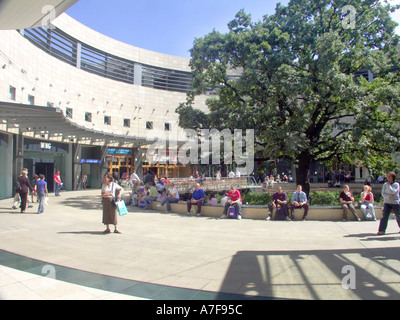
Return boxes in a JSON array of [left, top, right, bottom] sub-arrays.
[[0, 190, 399, 300]]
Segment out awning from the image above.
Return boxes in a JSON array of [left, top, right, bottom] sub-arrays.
[[0, 101, 152, 147], [0, 0, 79, 30]]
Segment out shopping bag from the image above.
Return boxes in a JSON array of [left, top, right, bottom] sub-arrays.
[[116, 200, 128, 216]]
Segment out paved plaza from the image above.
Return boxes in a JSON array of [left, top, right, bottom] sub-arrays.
[[0, 190, 400, 300]]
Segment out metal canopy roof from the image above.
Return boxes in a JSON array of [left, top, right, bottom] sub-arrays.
[[0, 0, 79, 30], [0, 102, 152, 148]]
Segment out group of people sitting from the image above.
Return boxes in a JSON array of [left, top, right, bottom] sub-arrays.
[[128, 174, 380, 222]]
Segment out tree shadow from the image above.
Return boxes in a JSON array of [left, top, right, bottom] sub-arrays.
[[59, 196, 103, 211], [218, 247, 400, 300]]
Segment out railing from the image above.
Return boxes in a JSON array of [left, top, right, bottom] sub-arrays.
[[167, 176, 260, 194]]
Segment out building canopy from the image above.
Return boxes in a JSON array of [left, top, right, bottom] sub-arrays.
[[0, 102, 151, 147]]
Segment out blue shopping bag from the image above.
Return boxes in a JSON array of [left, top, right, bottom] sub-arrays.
[[116, 200, 128, 216]]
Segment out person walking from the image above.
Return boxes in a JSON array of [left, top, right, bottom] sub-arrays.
[[377, 172, 400, 235], [17, 170, 33, 213], [54, 170, 62, 196], [101, 173, 123, 234], [36, 174, 49, 214], [82, 173, 88, 190]]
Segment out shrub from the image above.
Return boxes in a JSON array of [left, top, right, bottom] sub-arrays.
[[242, 192, 272, 205], [309, 191, 340, 206]]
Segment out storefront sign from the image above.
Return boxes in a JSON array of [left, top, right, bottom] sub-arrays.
[[40, 142, 52, 150], [81, 159, 102, 164], [108, 148, 132, 155]]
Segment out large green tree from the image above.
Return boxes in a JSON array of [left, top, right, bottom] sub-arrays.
[[177, 0, 400, 193]]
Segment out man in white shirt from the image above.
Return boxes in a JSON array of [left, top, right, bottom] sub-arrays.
[[129, 170, 140, 184], [157, 183, 180, 213], [378, 172, 400, 235]]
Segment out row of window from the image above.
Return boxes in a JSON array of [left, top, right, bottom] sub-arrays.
[[68, 108, 171, 131], [9, 85, 172, 131], [9, 86, 35, 105], [21, 27, 194, 93]]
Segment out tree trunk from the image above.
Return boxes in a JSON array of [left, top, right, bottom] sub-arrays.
[[296, 152, 313, 198]]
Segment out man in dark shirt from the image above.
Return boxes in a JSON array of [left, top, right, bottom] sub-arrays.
[[340, 185, 361, 221], [267, 187, 290, 220]]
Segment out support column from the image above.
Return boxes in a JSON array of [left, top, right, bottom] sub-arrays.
[[134, 148, 143, 178], [72, 143, 82, 190], [13, 133, 24, 185]]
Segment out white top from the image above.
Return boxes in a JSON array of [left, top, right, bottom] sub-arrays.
[[169, 187, 180, 200], [382, 182, 399, 204], [101, 182, 123, 198], [129, 172, 140, 182]]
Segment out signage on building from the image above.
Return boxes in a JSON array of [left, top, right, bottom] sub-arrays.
[[40, 142, 52, 150], [108, 148, 132, 155], [80, 159, 102, 164]]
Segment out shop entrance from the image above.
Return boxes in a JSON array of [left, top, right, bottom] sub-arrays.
[[35, 162, 55, 192]]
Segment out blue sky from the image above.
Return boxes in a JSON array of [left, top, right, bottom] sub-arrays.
[[66, 0, 400, 58], [66, 0, 289, 58]]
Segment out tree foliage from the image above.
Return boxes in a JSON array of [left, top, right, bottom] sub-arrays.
[[176, 0, 400, 190]]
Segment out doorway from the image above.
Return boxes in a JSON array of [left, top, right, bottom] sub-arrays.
[[35, 162, 55, 192]]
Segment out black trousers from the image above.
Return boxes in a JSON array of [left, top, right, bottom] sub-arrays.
[[19, 192, 28, 212]]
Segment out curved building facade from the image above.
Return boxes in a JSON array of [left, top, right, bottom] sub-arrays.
[[0, 14, 209, 198]]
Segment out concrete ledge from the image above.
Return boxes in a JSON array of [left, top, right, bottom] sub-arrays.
[[149, 201, 383, 221]]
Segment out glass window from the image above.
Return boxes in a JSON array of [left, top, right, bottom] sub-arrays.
[[85, 112, 92, 122], [123, 119, 130, 127], [165, 123, 171, 131], [146, 121, 153, 130], [28, 95, 35, 105], [104, 116, 111, 125], [9, 86, 16, 100], [66, 107, 73, 119]]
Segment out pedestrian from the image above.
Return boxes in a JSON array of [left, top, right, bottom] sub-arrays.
[[340, 185, 361, 221], [377, 172, 400, 235], [360, 185, 376, 221], [82, 173, 88, 190], [101, 173, 123, 234], [36, 174, 49, 214], [17, 169, 33, 213], [54, 170, 62, 196], [31, 174, 39, 204]]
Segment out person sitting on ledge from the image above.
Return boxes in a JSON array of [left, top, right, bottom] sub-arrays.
[[340, 185, 361, 221], [267, 187, 290, 221], [187, 183, 205, 216], [289, 185, 309, 221], [220, 185, 242, 220], [157, 183, 179, 213]]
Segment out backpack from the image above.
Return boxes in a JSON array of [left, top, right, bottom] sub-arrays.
[[15, 179, 22, 192], [274, 207, 286, 220]]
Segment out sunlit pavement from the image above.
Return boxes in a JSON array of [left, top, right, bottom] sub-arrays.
[[0, 190, 399, 300]]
